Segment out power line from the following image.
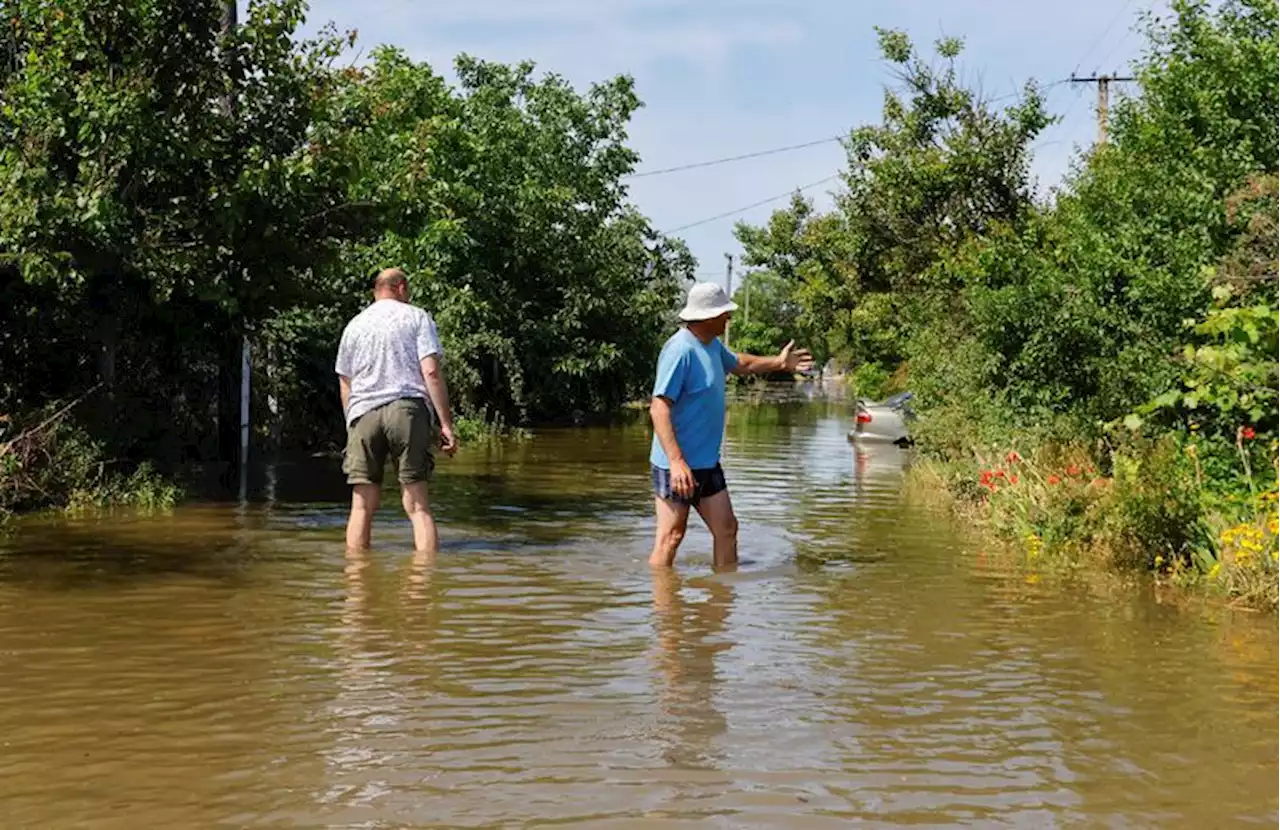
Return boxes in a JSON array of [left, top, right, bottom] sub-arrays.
[[628, 79, 1072, 184], [662, 175, 841, 235], [623, 11, 1138, 188], [1054, 6, 1146, 142], [647, 44, 1132, 236], [624, 136, 843, 179], [984, 77, 1072, 105], [1072, 0, 1138, 76], [655, 78, 1070, 236], [1043, 2, 1143, 146], [665, 113, 1069, 238]]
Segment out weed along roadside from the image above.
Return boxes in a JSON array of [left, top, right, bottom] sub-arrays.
[[886, 175, 1280, 613], [0, 392, 182, 526], [902, 439, 1279, 612]]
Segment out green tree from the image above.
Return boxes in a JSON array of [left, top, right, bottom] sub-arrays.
[[332, 51, 690, 421], [0, 0, 365, 463], [957, 0, 1278, 425], [733, 193, 848, 368], [1130, 174, 1278, 443], [258, 47, 693, 444], [735, 29, 1051, 376]]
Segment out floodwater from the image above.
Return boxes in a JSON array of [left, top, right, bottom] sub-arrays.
[[0, 393, 1276, 828]]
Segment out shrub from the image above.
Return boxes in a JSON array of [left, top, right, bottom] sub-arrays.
[[1, 403, 181, 520]]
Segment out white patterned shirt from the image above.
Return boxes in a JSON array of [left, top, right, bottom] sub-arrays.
[[334, 299, 442, 425]]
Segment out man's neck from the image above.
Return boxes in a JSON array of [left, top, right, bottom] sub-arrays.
[[685, 323, 717, 344]]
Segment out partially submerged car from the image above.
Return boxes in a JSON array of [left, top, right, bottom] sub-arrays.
[[848, 391, 916, 447]]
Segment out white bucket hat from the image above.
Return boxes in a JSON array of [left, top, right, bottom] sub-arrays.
[[678, 282, 738, 322]]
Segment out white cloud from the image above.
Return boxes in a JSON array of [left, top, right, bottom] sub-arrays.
[[304, 0, 802, 80], [321, 0, 795, 26], [602, 20, 803, 75]]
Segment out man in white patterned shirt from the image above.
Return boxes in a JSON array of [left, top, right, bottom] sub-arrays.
[[335, 268, 458, 553]]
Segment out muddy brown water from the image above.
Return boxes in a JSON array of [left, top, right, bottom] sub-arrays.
[[1, 394, 1276, 828]]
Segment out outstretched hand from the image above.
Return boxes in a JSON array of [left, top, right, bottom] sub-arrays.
[[779, 340, 815, 374]]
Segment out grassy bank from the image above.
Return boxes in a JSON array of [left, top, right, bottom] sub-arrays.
[[1, 399, 182, 526], [909, 435, 1278, 611], [0, 402, 541, 525], [452, 414, 533, 445]]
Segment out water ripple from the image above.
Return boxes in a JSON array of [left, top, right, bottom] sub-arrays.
[[0, 398, 1275, 827]]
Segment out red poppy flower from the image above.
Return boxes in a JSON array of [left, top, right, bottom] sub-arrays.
[[1241, 426, 1256, 440]]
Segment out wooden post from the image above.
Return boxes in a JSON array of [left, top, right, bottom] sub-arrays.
[[219, 0, 251, 497], [723, 253, 734, 349], [1070, 73, 1135, 146]]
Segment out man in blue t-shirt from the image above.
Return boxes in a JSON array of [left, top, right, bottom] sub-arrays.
[[649, 282, 814, 569]]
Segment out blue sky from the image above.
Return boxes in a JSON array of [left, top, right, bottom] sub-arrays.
[[293, 0, 1155, 280]]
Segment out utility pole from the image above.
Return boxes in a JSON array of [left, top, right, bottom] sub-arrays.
[[723, 253, 734, 349], [1070, 73, 1135, 145]]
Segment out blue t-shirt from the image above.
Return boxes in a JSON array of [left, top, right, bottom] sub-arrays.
[[649, 328, 739, 470]]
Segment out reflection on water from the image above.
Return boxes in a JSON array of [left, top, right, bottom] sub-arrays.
[[0, 392, 1275, 828], [651, 568, 734, 774]]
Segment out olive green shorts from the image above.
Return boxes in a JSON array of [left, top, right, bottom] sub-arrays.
[[342, 398, 440, 486]]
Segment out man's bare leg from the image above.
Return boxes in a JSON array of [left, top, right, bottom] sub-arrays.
[[649, 496, 691, 568], [695, 489, 738, 568], [346, 483, 380, 551], [401, 480, 439, 554]]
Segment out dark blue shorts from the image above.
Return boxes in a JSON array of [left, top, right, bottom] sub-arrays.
[[652, 463, 728, 507]]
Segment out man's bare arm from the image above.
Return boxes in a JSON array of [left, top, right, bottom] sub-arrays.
[[650, 395, 694, 496], [729, 339, 814, 376], [731, 353, 786, 375], [338, 375, 351, 415], [420, 355, 458, 454], [650, 395, 684, 466]]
